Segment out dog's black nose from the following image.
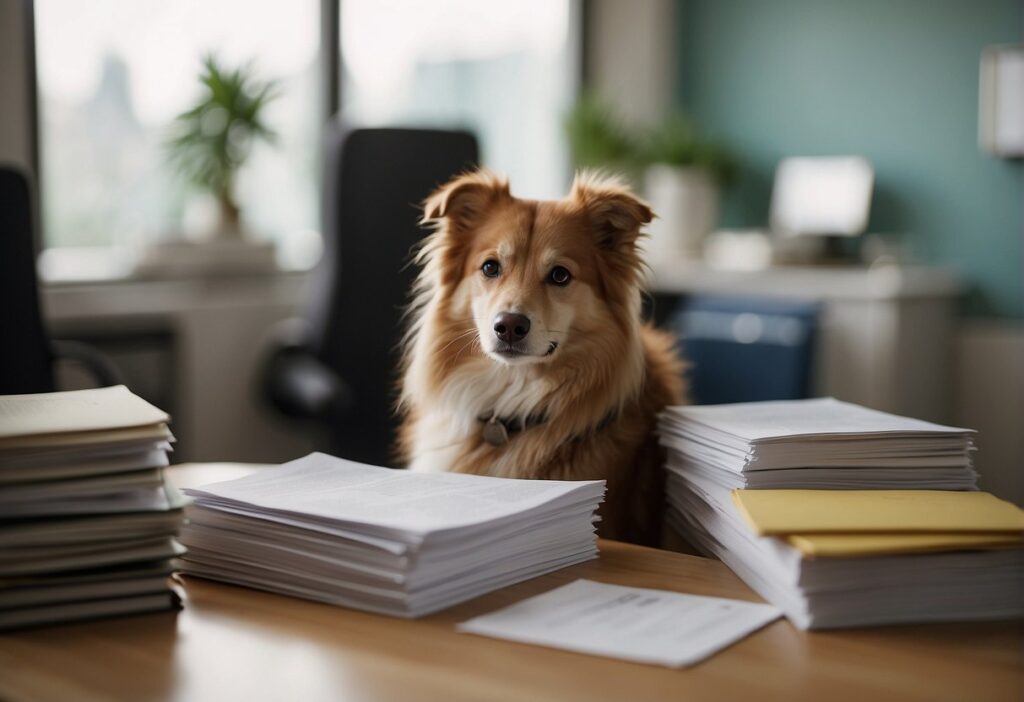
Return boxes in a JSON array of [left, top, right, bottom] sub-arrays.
[[493, 312, 531, 343]]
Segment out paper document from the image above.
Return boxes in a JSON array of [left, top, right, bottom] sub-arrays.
[[787, 531, 1024, 558], [0, 385, 181, 632], [659, 399, 1024, 630], [731, 489, 1024, 535], [0, 385, 168, 440], [457, 579, 782, 668], [179, 453, 604, 618], [184, 453, 604, 538], [663, 397, 972, 442]]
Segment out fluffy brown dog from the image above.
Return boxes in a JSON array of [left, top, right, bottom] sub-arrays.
[[397, 170, 685, 545]]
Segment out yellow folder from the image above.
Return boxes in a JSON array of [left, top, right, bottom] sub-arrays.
[[731, 489, 1024, 536], [785, 532, 1024, 558]]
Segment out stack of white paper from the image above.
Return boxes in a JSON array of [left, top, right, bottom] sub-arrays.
[[659, 398, 1024, 630], [178, 453, 605, 618], [0, 386, 183, 630], [660, 397, 978, 491]]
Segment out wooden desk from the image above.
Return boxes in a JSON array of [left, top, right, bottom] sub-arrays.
[[0, 464, 1020, 702]]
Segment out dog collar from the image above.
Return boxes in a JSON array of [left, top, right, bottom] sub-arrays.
[[477, 411, 546, 447], [477, 409, 616, 447]]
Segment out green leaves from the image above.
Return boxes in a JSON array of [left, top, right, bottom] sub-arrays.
[[564, 91, 638, 170], [641, 112, 739, 188], [564, 96, 740, 188], [165, 54, 279, 200]]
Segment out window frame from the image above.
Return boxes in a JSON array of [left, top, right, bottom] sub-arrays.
[[28, 0, 587, 262]]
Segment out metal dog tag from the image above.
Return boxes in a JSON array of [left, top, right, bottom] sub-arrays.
[[482, 417, 509, 446]]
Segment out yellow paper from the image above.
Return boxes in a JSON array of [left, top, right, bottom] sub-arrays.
[[786, 532, 1024, 558], [731, 489, 1024, 536]]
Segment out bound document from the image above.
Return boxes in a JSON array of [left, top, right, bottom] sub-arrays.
[[0, 386, 182, 631]]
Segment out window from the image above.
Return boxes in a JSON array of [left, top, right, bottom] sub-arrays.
[[35, 0, 320, 275], [340, 0, 580, 200], [34, 0, 581, 279]]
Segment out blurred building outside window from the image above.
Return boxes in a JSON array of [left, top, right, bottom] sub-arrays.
[[35, 0, 321, 279], [35, 0, 580, 282], [340, 0, 580, 201]]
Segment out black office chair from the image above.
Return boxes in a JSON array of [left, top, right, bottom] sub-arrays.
[[0, 166, 121, 394], [260, 126, 479, 466]]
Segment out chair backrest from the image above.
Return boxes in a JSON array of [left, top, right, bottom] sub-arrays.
[[309, 126, 479, 465], [0, 166, 55, 394]]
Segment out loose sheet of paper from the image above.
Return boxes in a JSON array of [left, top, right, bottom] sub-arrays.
[[457, 579, 782, 668]]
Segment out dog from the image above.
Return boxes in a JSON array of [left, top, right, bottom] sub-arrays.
[[397, 169, 685, 545]]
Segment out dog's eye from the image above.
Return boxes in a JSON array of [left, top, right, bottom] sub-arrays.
[[481, 260, 501, 278], [548, 266, 572, 286]]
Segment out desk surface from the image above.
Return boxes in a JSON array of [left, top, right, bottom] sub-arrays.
[[0, 463, 1020, 702]]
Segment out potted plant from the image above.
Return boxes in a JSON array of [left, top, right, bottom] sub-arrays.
[[565, 97, 738, 261], [640, 112, 738, 260], [137, 55, 279, 277], [167, 54, 278, 238], [564, 92, 641, 184]]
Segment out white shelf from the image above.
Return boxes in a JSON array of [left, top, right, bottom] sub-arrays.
[[647, 260, 963, 301], [41, 272, 313, 464], [647, 259, 962, 424]]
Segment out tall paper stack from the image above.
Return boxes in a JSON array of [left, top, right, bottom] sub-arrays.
[[178, 452, 605, 618], [0, 386, 183, 630], [659, 398, 1024, 629]]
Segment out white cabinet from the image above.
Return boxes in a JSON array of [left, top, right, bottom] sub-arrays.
[[42, 274, 315, 463], [648, 261, 963, 423]]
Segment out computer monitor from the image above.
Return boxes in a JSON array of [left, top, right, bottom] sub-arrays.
[[769, 156, 874, 238]]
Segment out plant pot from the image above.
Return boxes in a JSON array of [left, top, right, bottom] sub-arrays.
[[133, 238, 277, 279], [643, 165, 720, 261]]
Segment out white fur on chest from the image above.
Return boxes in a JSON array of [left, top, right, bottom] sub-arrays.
[[407, 408, 468, 473], [407, 360, 551, 474]]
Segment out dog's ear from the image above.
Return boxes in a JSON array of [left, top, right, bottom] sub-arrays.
[[571, 171, 653, 251], [422, 170, 510, 235]]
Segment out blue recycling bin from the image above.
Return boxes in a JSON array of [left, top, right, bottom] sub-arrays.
[[669, 295, 819, 405]]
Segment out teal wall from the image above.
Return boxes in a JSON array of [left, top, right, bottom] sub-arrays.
[[678, 0, 1023, 318]]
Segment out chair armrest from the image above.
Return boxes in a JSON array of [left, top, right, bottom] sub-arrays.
[[51, 340, 124, 387], [260, 319, 352, 421]]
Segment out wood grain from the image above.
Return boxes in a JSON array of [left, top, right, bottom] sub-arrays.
[[0, 463, 1020, 702]]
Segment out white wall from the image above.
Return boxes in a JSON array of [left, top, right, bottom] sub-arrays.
[[587, 0, 677, 127], [0, 0, 35, 175]]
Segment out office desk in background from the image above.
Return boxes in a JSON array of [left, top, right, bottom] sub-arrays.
[[40, 261, 962, 455], [0, 463, 1019, 702], [42, 274, 315, 464], [648, 260, 962, 424]]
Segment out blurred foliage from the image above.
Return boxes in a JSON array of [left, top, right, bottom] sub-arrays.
[[564, 91, 638, 170], [165, 55, 278, 216], [641, 112, 739, 187], [565, 95, 740, 188]]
